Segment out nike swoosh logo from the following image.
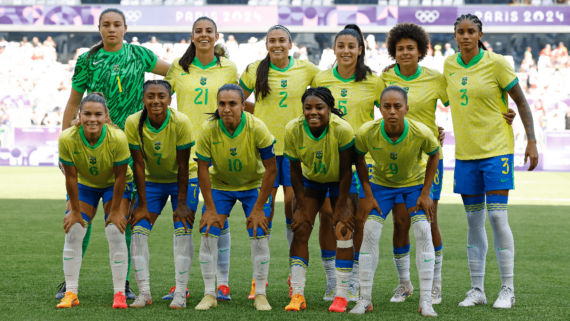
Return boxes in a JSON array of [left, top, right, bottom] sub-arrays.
[[424, 259, 434, 262], [498, 248, 508, 251], [435, 262, 441, 264], [501, 178, 509, 182], [361, 253, 370, 255], [200, 261, 210, 264], [341, 280, 349, 283], [432, 188, 439, 192], [261, 260, 270, 264], [64, 257, 74, 260], [93, 60, 105, 65], [396, 265, 403, 267], [219, 249, 229, 252], [73, 151, 82, 154], [135, 269, 144, 272], [389, 81, 397, 84], [213, 142, 222, 145], [114, 260, 126, 264], [181, 72, 189, 76], [179, 271, 188, 274], [450, 72, 455, 76], [299, 146, 308, 150], [373, 147, 383, 150], [190, 200, 196, 203], [467, 246, 476, 248]]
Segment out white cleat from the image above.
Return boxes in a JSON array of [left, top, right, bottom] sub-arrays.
[[129, 292, 152, 308], [493, 286, 515, 309], [458, 288, 487, 307], [419, 297, 438, 317], [348, 283, 360, 302], [349, 299, 373, 314], [323, 283, 336, 301], [431, 280, 442, 305], [390, 283, 414, 302], [170, 292, 186, 309]]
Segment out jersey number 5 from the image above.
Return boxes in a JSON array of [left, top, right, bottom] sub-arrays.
[[338, 100, 347, 115], [460, 89, 468, 106]]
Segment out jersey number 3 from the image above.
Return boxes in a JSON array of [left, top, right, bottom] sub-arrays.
[[460, 89, 468, 106]]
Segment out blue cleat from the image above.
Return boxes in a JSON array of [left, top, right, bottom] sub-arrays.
[[216, 285, 231, 301], [125, 280, 136, 300], [55, 281, 66, 300], [163, 286, 189, 300]]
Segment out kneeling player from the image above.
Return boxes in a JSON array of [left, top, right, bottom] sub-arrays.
[[284, 87, 358, 313], [57, 93, 133, 309], [194, 84, 277, 311], [125, 80, 197, 309], [351, 86, 440, 316]]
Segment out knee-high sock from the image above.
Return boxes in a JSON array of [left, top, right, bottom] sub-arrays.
[[463, 196, 487, 291], [349, 253, 360, 288], [359, 220, 384, 301], [412, 219, 435, 300], [290, 256, 308, 296], [63, 223, 87, 294], [434, 244, 443, 281], [266, 221, 272, 244], [487, 195, 514, 290], [200, 225, 221, 296], [131, 220, 152, 294], [174, 221, 193, 295], [285, 218, 293, 248], [251, 239, 270, 296], [106, 224, 128, 294], [217, 221, 231, 288], [125, 224, 132, 282], [393, 244, 411, 283], [321, 250, 336, 285], [335, 260, 353, 299], [81, 223, 92, 259]]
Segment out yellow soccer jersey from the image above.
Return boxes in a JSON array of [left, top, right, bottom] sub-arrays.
[[196, 112, 275, 192], [284, 114, 355, 184], [239, 57, 320, 155], [379, 65, 449, 159], [165, 56, 238, 174], [355, 118, 439, 188], [125, 108, 195, 184], [444, 49, 518, 160], [59, 124, 134, 189]]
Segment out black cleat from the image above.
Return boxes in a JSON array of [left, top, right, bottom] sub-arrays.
[[56, 281, 66, 299], [125, 280, 136, 300]]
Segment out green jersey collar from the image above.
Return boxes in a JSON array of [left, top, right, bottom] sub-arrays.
[[303, 118, 329, 142], [146, 108, 171, 133], [79, 124, 107, 149], [270, 56, 294, 72], [333, 66, 356, 83], [457, 48, 484, 69], [380, 118, 409, 145], [100, 44, 125, 56], [395, 64, 422, 81], [192, 56, 218, 69], [220, 112, 246, 139]]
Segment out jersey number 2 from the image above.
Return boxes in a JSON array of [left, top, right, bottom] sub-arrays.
[[195, 88, 209, 105], [279, 92, 288, 108]]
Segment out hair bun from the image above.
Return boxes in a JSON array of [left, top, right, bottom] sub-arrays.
[[89, 92, 106, 99], [344, 24, 362, 33], [214, 43, 229, 59]]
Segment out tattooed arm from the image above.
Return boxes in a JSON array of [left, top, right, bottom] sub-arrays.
[[508, 83, 539, 171]]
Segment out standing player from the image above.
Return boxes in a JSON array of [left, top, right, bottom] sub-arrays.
[[351, 86, 439, 316], [57, 93, 133, 309], [239, 24, 321, 298], [57, 7, 171, 300], [164, 16, 239, 302], [194, 84, 277, 311], [445, 14, 538, 309], [284, 87, 357, 313], [311, 24, 382, 302], [124, 80, 197, 309]]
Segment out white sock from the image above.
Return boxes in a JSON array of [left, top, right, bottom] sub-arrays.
[[285, 218, 293, 247], [465, 200, 488, 291], [63, 223, 87, 294], [321, 251, 336, 285], [359, 220, 383, 301], [394, 255, 411, 283], [290, 265, 307, 296], [349, 261, 360, 287], [106, 225, 128, 294], [336, 271, 351, 299], [200, 236, 218, 296], [434, 254, 443, 281], [131, 233, 150, 294], [217, 231, 231, 288], [487, 202, 514, 290], [413, 220, 435, 300], [175, 234, 193, 294], [251, 239, 270, 296]]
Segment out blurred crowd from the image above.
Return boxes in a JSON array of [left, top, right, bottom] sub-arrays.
[[1, 34, 569, 151]]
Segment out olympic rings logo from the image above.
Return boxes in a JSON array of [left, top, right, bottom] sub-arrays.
[[124, 10, 143, 23], [415, 10, 440, 23]]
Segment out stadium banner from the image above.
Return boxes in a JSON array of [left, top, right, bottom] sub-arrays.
[[1, 5, 569, 28], [0, 127, 60, 166]]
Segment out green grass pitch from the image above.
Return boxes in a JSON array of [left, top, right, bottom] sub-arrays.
[[0, 167, 569, 320]]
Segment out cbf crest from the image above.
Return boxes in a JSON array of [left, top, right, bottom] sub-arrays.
[[281, 79, 287, 88], [112, 64, 120, 72], [200, 77, 207, 86], [154, 142, 161, 151], [462, 77, 468, 86], [390, 152, 397, 160], [340, 89, 347, 97], [230, 148, 237, 156], [315, 151, 323, 159], [89, 156, 97, 164]]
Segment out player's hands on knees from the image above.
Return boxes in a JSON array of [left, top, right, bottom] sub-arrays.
[[63, 209, 85, 233], [199, 207, 221, 238], [414, 193, 434, 223], [438, 126, 445, 145], [174, 203, 195, 233], [502, 108, 517, 125], [357, 196, 380, 223], [106, 211, 127, 234], [128, 205, 151, 230], [525, 140, 539, 171], [333, 207, 356, 232], [246, 207, 269, 239], [291, 207, 311, 232]]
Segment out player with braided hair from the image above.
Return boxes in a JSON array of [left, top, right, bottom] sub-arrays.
[[124, 80, 197, 309], [284, 87, 358, 313], [445, 13, 538, 309], [164, 16, 240, 301], [239, 24, 321, 298]]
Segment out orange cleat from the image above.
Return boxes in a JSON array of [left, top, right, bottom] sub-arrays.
[[329, 296, 348, 313], [248, 278, 268, 299], [57, 292, 79, 309], [285, 293, 306, 311], [112, 291, 128, 309]]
